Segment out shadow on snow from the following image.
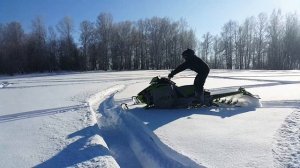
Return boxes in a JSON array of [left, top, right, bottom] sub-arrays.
[[261, 100, 300, 109], [130, 99, 300, 132], [35, 124, 112, 168], [130, 106, 256, 131]]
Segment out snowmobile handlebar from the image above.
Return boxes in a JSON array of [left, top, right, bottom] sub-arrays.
[[149, 76, 176, 85]]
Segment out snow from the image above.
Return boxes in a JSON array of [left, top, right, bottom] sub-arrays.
[[0, 70, 299, 168], [273, 110, 300, 168]]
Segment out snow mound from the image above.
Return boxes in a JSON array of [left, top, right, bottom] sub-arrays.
[[217, 94, 262, 108], [273, 110, 300, 168], [0, 81, 12, 88], [234, 94, 262, 108]]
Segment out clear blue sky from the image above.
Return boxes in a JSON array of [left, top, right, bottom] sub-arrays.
[[1, 0, 299, 41]]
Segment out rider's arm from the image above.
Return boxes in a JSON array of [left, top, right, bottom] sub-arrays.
[[171, 62, 188, 76]]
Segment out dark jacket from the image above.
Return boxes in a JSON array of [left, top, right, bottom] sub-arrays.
[[171, 55, 210, 76]]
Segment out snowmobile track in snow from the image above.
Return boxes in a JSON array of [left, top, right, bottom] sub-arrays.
[[97, 86, 203, 168]]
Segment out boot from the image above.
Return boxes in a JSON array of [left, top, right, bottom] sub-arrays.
[[194, 91, 205, 105]]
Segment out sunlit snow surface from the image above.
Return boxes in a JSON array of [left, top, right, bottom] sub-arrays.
[[0, 70, 299, 168]]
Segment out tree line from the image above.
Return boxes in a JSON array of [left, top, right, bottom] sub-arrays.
[[0, 9, 300, 75], [199, 9, 300, 70], [0, 14, 196, 75]]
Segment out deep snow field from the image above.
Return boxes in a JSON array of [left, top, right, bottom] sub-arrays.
[[0, 70, 299, 168]]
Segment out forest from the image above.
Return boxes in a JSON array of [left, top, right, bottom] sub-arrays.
[[0, 9, 299, 75]]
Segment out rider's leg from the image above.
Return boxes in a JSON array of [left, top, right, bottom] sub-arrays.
[[194, 73, 208, 104]]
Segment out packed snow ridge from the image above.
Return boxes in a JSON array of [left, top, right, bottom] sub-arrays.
[[273, 110, 300, 168], [94, 85, 203, 168]]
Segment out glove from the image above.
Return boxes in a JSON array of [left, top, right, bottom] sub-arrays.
[[168, 73, 174, 79]]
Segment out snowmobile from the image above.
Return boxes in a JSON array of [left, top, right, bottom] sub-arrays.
[[132, 76, 261, 109]]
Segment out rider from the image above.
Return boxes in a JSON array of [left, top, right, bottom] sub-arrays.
[[168, 49, 210, 104]]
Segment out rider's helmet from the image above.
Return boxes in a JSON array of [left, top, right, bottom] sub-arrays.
[[182, 48, 195, 58]]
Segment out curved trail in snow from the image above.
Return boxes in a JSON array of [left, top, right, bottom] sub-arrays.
[[96, 85, 203, 168], [273, 110, 300, 168]]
